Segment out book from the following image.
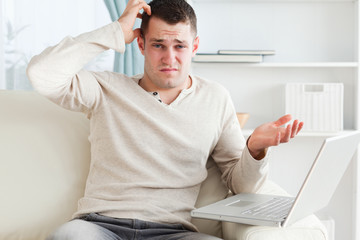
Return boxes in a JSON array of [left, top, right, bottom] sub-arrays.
[[192, 53, 263, 63], [217, 50, 275, 55]]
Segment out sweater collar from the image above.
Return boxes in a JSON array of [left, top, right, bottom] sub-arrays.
[[132, 74, 197, 95]]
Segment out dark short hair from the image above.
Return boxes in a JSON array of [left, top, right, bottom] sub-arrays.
[[140, 0, 197, 38]]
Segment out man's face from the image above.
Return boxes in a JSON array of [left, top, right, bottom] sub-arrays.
[[138, 17, 199, 90]]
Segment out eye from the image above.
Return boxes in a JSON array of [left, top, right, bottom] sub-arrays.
[[176, 45, 185, 49], [152, 44, 163, 49]]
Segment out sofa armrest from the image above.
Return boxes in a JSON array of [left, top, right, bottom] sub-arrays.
[[221, 181, 328, 240], [0, 91, 91, 240]]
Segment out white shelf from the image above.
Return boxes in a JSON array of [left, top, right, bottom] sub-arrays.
[[193, 62, 358, 67], [242, 129, 357, 137]]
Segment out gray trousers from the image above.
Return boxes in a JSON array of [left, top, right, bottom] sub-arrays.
[[46, 213, 222, 240]]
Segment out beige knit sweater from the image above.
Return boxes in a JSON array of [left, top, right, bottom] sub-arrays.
[[26, 21, 269, 231]]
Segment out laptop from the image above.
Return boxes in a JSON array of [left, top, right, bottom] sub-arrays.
[[191, 131, 360, 227]]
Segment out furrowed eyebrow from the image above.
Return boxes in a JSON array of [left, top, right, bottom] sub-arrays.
[[149, 38, 189, 45], [175, 39, 187, 44], [149, 38, 164, 43]]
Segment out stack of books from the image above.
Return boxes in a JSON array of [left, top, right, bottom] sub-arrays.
[[192, 50, 275, 63]]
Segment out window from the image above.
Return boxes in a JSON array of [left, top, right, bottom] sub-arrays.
[[1, 0, 114, 90]]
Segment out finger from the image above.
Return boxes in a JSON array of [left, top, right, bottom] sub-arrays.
[[135, 1, 151, 16], [296, 121, 304, 134], [291, 120, 299, 138], [274, 114, 292, 127], [129, 1, 151, 18], [281, 124, 291, 143], [274, 132, 281, 146], [143, 3, 151, 15]]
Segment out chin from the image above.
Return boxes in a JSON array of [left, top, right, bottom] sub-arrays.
[[156, 77, 180, 88], [159, 82, 178, 89]]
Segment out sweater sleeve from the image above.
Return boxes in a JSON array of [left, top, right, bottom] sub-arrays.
[[26, 21, 125, 113], [211, 93, 270, 194]]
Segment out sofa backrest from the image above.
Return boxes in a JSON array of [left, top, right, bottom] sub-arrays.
[[0, 90, 228, 240]]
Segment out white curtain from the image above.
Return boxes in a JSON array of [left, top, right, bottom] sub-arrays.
[[0, 0, 5, 89], [1, 0, 114, 90]]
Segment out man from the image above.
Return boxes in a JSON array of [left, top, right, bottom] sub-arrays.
[[26, 0, 303, 239]]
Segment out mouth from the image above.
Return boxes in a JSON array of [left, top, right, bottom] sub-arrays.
[[160, 68, 178, 73]]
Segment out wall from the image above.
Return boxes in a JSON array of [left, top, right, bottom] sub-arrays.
[[191, 1, 357, 240]]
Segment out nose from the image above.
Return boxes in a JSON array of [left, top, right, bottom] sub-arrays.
[[162, 48, 177, 65]]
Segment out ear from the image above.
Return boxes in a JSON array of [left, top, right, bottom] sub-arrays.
[[191, 36, 199, 57], [137, 36, 145, 55]]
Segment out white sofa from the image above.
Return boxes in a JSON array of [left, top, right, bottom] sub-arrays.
[[0, 90, 328, 240]]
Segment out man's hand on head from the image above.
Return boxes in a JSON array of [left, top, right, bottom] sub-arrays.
[[247, 114, 304, 160], [118, 0, 151, 44]]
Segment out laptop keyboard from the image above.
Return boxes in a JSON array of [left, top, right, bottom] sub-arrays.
[[241, 197, 295, 220]]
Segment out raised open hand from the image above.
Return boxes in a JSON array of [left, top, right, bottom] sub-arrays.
[[247, 114, 303, 159]]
